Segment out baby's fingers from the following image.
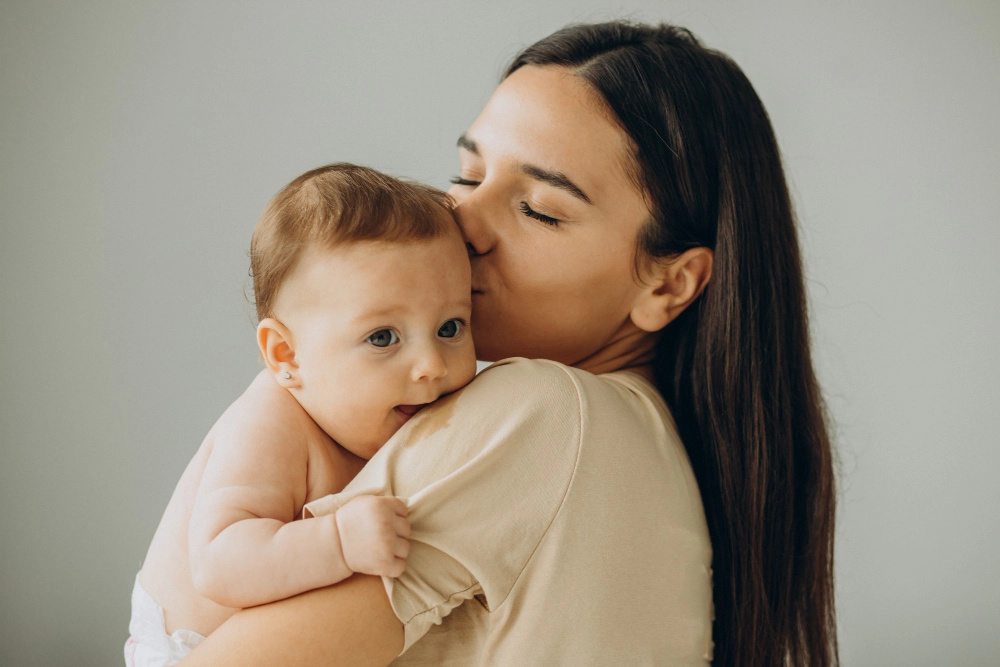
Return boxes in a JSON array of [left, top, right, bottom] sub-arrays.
[[385, 556, 406, 579], [394, 536, 410, 560], [393, 515, 411, 539], [384, 496, 408, 518]]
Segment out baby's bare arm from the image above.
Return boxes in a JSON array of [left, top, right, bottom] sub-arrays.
[[187, 388, 351, 608], [187, 379, 411, 609]]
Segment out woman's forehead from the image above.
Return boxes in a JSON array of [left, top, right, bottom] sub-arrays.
[[464, 65, 636, 202]]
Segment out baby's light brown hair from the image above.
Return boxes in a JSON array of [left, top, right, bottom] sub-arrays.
[[250, 163, 456, 321]]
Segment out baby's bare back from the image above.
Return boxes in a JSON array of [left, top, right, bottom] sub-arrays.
[[139, 370, 365, 637]]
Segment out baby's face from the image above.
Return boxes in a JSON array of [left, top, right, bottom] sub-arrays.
[[276, 231, 477, 459]]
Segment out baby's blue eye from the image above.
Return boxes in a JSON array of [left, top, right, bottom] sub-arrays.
[[367, 329, 399, 348], [438, 319, 462, 338]]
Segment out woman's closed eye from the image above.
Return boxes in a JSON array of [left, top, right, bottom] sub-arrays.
[[518, 201, 560, 226], [367, 329, 399, 348], [450, 171, 561, 225]]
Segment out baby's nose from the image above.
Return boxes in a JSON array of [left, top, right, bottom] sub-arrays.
[[411, 346, 448, 383]]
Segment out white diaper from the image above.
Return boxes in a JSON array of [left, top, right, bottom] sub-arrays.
[[124, 573, 206, 667]]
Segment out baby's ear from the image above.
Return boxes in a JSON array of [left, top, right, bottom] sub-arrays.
[[256, 318, 300, 388]]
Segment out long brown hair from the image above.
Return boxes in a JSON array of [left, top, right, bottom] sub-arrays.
[[507, 22, 838, 666]]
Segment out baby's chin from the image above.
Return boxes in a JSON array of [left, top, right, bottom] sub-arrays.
[[336, 428, 392, 461], [344, 406, 427, 458]]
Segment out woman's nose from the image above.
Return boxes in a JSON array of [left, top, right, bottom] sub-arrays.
[[452, 192, 495, 256], [411, 345, 448, 383]]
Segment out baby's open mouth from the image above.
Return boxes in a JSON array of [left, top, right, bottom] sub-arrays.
[[394, 403, 428, 419]]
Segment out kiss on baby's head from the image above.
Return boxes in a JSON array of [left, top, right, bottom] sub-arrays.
[[249, 163, 477, 458], [127, 164, 476, 663]]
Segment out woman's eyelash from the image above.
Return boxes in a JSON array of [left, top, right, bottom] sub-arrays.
[[449, 175, 559, 226], [518, 202, 560, 226]]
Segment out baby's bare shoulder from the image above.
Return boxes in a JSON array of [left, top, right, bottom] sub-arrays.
[[191, 372, 324, 516], [209, 371, 313, 463]]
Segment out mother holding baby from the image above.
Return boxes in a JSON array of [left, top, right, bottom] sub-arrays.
[[181, 20, 837, 667]]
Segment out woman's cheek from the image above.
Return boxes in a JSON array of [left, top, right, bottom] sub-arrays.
[[508, 241, 574, 298]]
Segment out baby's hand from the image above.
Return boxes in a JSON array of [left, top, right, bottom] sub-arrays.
[[335, 496, 411, 578]]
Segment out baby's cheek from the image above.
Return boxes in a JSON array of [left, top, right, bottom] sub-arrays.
[[355, 415, 399, 460], [454, 343, 479, 388], [341, 392, 397, 448], [331, 413, 386, 460]]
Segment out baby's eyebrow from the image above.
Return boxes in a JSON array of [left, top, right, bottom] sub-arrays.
[[353, 305, 405, 322]]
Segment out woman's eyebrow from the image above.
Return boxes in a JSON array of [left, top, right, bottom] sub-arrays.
[[457, 134, 479, 154], [520, 164, 592, 204], [457, 133, 591, 204]]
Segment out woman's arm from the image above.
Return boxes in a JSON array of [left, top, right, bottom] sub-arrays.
[[183, 360, 581, 662], [178, 574, 403, 667]]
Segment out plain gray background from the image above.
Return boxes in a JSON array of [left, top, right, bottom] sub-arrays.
[[1, 1, 998, 665]]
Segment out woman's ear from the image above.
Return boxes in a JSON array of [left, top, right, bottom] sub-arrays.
[[256, 317, 301, 388], [630, 247, 714, 333]]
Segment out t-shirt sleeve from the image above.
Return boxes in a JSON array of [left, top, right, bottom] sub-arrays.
[[303, 358, 583, 653]]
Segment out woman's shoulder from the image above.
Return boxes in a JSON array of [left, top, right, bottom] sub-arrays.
[[469, 356, 628, 398], [414, 358, 584, 449], [471, 356, 576, 387], [467, 357, 668, 428], [442, 358, 679, 469]]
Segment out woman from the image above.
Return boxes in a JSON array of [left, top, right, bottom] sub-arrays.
[[180, 20, 837, 667]]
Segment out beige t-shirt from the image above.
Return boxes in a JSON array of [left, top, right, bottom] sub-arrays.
[[304, 357, 713, 665]]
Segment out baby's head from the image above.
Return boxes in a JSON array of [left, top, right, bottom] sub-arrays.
[[251, 163, 476, 459]]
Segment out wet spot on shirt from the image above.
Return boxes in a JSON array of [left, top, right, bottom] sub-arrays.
[[408, 388, 461, 444]]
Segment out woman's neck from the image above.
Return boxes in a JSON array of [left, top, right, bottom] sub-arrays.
[[571, 320, 656, 379]]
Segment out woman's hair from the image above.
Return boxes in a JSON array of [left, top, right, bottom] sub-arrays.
[[250, 163, 455, 321], [507, 22, 838, 666]]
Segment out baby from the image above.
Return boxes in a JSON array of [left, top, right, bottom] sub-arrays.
[[125, 164, 477, 666]]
